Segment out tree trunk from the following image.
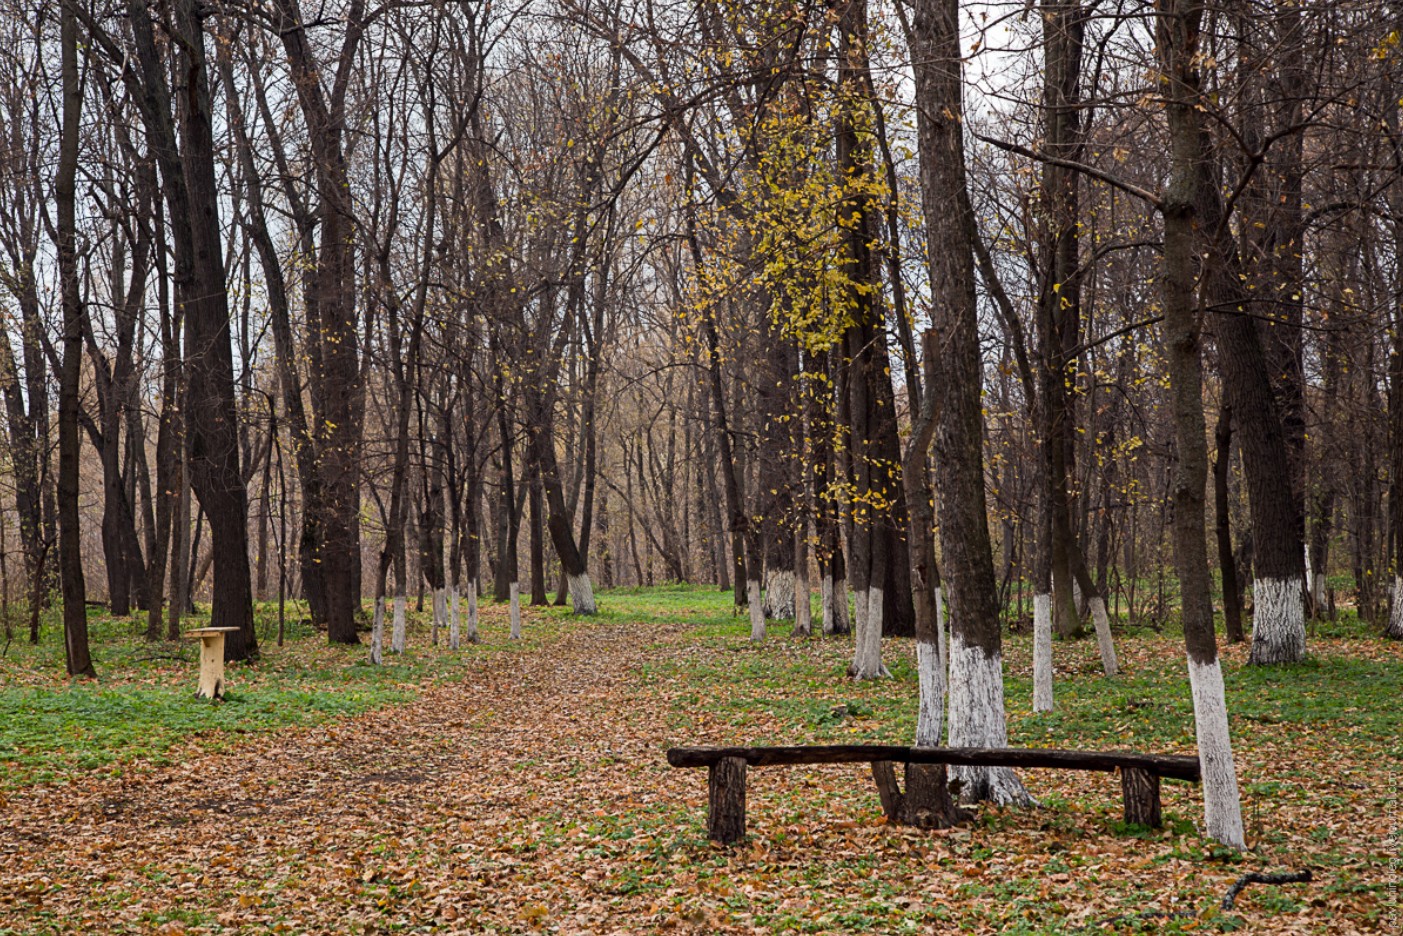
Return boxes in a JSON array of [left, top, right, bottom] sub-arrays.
[[57, 1, 93, 679], [908, 0, 1027, 805], [1388, 77, 1403, 640], [1214, 406, 1245, 642], [1159, 0, 1246, 847]]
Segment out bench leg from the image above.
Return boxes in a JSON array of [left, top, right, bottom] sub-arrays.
[[1121, 767, 1161, 827], [871, 761, 904, 819], [707, 756, 747, 844]]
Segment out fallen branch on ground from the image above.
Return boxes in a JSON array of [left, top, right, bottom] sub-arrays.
[[1221, 869, 1313, 910]]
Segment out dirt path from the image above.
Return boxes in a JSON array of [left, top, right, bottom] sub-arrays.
[[1, 621, 711, 934]]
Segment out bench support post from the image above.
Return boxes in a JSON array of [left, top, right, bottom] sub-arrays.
[[871, 761, 904, 819], [707, 756, 747, 844], [1121, 767, 1161, 827]]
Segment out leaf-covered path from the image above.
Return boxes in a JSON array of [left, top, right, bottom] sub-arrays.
[[1, 612, 1394, 933]]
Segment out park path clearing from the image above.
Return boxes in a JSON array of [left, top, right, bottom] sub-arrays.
[[1, 618, 1391, 934]]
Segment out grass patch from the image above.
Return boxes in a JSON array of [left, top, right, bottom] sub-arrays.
[[0, 594, 572, 788]]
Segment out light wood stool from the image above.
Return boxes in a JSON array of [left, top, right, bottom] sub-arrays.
[[182, 627, 241, 700]]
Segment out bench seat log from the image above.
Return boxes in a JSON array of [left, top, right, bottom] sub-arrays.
[[667, 745, 1201, 782], [669, 745, 1200, 840]]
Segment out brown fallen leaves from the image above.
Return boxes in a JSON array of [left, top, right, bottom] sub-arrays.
[[0, 614, 1396, 934]]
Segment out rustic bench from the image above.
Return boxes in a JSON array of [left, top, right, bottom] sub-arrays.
[[666, 744, 1202, 844]]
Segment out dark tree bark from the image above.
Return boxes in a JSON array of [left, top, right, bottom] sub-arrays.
[[1214, 406, 1245, 642], [168, 0, 257, 659], [57, 0, 93, 678], [1388, 75, 1403, 640], [908, 0, 1026, 804], [269, 0, 367, 643], [837, 0, 914, 672], [1037, 0, 1089, 640]]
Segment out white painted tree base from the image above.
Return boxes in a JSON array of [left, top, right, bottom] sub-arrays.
[[851, 586, 889, 680], [509, 582, 522, 640], [915, 638, 944, 746], [391, 594, 407, 653], [1187, 656, 1246, 848], [763, 568, 796, 620], [1387, 576, 1403, 640], [934, 586, 947, 676], [432, 587, 447, 645], [466, 580, 479, 643], [1249, 576, 1306, 664], [747, 578, 765, 642], [449, 585, 461, 651], [370, 597, 385, 665], [792, 568, 812, 636], [1032, 593, 1053, 712], [852, 585, 868, 641], [568, 572, 597, 615], [1089, 596, 1119, 676], [832, 575, 850, 633], [820, 577, 833, 633], [948, 633, 1032, 806]]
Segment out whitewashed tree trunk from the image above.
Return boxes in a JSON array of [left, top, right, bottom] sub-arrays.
[[851, 585, 889, 679], [509, 581, 522, 640], [466, 579, 479, 643], [1032, 592, 1053, 713], [1089, 596, 1119, 676], [820, 576, 833, 632], [747, 577, 765, 641], [948, 633, 1033, 805], [391, 593, 407, 653], [448, 584, 461, 651], [763, 567, 796, 619], [824, 574, 852, 635], [567, 572, 596, 615], [915, 635, 944, 746], [834, 575, 850, 633], [792, 553, 811, 637], [1303, 546, 1314, 607], [432, 587, 447, 646], [1387, 576, 1403, 639], [370, 596, 385, 665], [934, 586, 947, 676], [1248, 576, 1306, 664], [1308, 560, 1327, 612], [1187, 655, 1246, 848]]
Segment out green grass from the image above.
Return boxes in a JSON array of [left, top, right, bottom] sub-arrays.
[[0, 594, 574, 788]]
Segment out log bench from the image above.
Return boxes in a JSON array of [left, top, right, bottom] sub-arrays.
[[666, 745, 1201, 844]]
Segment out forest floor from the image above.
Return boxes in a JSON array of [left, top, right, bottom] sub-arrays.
[[0, 585, 1398, 934]]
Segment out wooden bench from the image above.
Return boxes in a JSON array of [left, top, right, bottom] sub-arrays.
[[666, 745, 1201, 844]]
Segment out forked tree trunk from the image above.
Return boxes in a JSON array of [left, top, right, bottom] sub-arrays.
[[897, 328, 962, 827]]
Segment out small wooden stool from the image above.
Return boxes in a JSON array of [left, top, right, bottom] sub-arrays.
[[182, 627, 241, 700]]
